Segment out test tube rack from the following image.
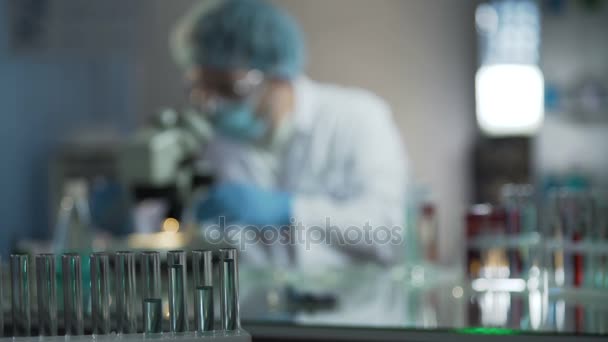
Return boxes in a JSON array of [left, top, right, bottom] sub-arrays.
[[0, 332, 250, 342], [0, 249, 250, 342]]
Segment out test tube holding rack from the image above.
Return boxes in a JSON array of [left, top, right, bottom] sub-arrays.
[[0, 249, 249, 342]]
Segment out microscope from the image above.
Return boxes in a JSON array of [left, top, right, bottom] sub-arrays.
[[117, 108, 215, 223], [48, 107, 214, 253]]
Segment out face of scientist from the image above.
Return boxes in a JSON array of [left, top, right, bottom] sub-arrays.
[[187, 67, 295, 143]]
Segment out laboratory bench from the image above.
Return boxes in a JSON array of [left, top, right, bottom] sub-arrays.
[[236, 264, 608, 341], [1, 264, 606, 342], [8, 234, 608, 342]]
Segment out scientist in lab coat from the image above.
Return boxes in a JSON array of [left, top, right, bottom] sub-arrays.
[[173, 0, 408, 269]]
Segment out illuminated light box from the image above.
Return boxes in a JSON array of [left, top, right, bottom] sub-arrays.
[[475, 64, 544, 136]]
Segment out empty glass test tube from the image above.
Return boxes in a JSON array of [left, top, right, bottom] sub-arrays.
[[36, 254, 57, 336], [11, 254, 31, 336], [141, 251, 162, 334], [115, 251, 138, 334], [90, 253, 111, 335], [219, 248, 240, 331], [167, 250, 188, 333], [62, 253, 83, 335], [193, 250, 214, 332]]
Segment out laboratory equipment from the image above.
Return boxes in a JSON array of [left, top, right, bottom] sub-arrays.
[[3, 250, 249, 341], [220, 248, 240, 331], [169, 265, 187, 334], [467, 182, 608, 297], [417, 203, 439, 262], [192, 250, 214, 332], [119, 108, 212, 188], [195, 287, 214, 332], [466, 184, 541, 282], [168, 250, 188, 333], [501, 184, 538, 278], [36, 254, 57, 336], [62, 253, 84, 335], [11, 254, 31, 336], [143, 299, 163, 335], [552, 188, 608, 289], [49, 107, 214, 240], [90, 253, 111, 335], [115, 251, 138, 334], [118, 108, 214, 222], [52, 179, 94, 253], [140, 251, 162, 334]]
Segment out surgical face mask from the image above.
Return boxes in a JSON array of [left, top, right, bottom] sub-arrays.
[[206, 99, 270, 142], [191, 70, 272, 142]]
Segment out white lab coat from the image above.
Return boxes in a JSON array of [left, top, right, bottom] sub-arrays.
[[204, 77, 408, 270]]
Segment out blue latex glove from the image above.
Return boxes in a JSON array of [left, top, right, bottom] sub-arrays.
[[197, 183, 292, 227]]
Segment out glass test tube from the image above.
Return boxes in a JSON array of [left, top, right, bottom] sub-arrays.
[[90, 253, 111, 335], [11, 254, 31, 336], [167, 250, 188, 333], [62, 253, 83, 335], [141, 251, 162, 334], [219, 248, 240, 331], [115, 251, 138, 334], [36, 254, 57, 336], [192, 250, 214, 332]]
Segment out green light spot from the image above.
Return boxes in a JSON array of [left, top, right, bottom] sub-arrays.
[[456, 327, 521, 335]]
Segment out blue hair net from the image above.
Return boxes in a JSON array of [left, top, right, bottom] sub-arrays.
[[183, 0, 305, 79]]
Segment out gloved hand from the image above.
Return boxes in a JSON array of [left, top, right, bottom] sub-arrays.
[[197, 182, 292, 227]]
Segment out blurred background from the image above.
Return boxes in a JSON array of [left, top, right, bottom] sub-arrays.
[[0, 0, 607, 338]]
